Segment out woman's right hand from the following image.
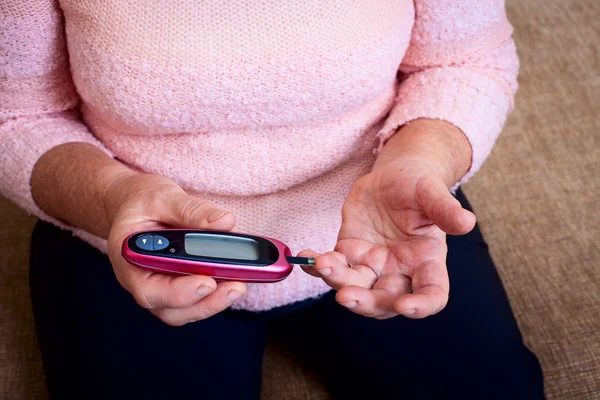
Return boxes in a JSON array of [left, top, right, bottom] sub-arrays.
[[103, 172, 247, 326]]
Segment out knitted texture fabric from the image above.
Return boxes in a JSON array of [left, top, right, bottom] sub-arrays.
[[0, 0, 518, 311]]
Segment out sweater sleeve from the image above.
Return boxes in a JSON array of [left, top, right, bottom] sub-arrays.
[[0, 0, 112, 227], [377, 0, 519, 189]]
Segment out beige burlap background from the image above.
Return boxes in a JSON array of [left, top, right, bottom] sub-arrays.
[[1, 0, 598, 398]]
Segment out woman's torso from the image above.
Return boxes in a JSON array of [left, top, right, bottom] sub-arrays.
[[58, 0, 415, 310], [60, 0, 414, 196]]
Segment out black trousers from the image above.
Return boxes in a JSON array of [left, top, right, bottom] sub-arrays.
[[30, 190, 544, 400]]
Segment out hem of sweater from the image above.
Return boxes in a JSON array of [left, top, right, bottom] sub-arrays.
[[0, 112, 113, 251], [230, 282, 333, 312]]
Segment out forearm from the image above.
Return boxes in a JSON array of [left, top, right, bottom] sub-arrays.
[[374, 119, 472, 188], [31, 142, 136, 239]]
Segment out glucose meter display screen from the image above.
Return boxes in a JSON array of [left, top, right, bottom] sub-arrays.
[[184, 233, 260, 261]]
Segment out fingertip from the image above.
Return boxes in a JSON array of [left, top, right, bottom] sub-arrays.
[[393, 297, 423, 319], [297, 250, 321, 275], [394, 291, 447, 319], [461, 209, 477, 232], [197, 275, 218, 291], [206, 211, 236, 230], [335, 285, 362, 305], [222, 280, 248, 295], [300, 265, 320, 278], [314, 251, 346, 277], [436, 201, 476, 235], [335, 287, 353, 305], [448, 208, 476, 235], [297, 249, 320, 258], [336, 287, 399, 318], [224, 281, 247, 302]]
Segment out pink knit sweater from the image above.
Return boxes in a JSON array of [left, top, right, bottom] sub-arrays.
[[1, 0, 518, 311]]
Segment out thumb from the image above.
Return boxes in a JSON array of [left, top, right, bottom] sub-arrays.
[[160, 191, 236, 231], [415, 175, 476, 235]]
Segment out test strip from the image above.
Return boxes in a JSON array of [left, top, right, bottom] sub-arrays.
[[286, 256, 315, 266]]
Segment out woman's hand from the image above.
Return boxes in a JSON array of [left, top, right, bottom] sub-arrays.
[[104, 173, 247, 326], [300, 119, 476, 319]]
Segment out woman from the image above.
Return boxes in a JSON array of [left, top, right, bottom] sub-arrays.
[[1, 0, 544, 398]]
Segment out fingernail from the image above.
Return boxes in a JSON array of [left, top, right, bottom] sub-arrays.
[[227, 290, 244, 302], [207, 209, 227, 223], [319, 268, 332, 277], [400, 309, 416, 316], [342, 301, 357, 309], [197, 285, 213, 297]]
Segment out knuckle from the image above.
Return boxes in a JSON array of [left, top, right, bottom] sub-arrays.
[[190, 307, 214, 322], [347, 298, 378, 318], [179, 198, 214, 223], [375, 312, 397, 320], [360, 308, 379, 319], [147, 189, 167, 210], [413, 175, 428, 204], [171, 291, 192, 308], [154, 310, 186, 327], [364, 246, 388, 266], [131, 288, 153, 309], [127, 179, 165, 209], [199, 294, 232, 319], [165, 319, 186, 327], [326, 251, 346, 264], [422, 270, 437, 284], [145, 183, 180, 211], [355, 265, 379, 286]]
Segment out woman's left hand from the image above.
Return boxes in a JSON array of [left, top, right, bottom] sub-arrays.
[[300, 120, 477, 319]]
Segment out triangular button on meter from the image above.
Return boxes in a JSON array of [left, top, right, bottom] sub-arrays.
[[153, 235, 170, 251], [135, 235, 154, 251]]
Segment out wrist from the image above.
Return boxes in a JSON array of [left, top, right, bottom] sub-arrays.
[[103, 172, 187, 231], [31, 142, 137, 238], [101, 168, 140, 229], [373, 119, 472, 187]]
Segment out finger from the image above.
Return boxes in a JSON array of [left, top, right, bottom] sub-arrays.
[[415, 175, 476, 235], [393, 286, 449, 319], [336, 274, 411, 319], [393, 259, 449, 318], [297, 249, 322, 278], [159, 192, 236, 231], [131, 273, 218, 309], [153, 281, 247, 326], [305, 251, 378, 290]]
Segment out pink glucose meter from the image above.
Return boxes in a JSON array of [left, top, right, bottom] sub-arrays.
[[122, 229, 314, 283]]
